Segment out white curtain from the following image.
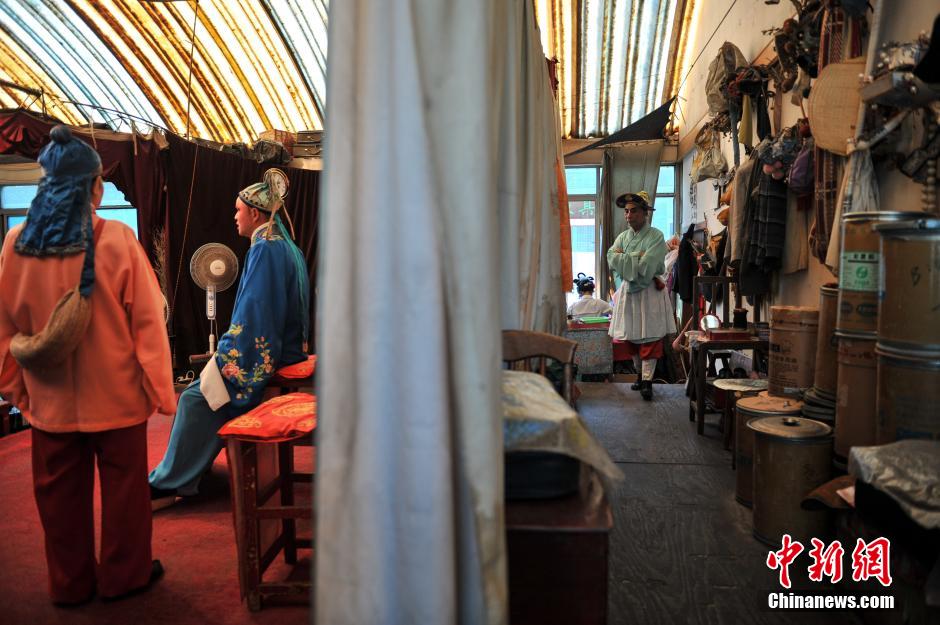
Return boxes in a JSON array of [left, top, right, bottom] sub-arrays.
[[595, 141, 664, 294], [314, 1, 540, 624], [497, 3, 567, 335]]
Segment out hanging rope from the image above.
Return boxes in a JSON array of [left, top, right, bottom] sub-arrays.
[[169, 141, 200, 328]]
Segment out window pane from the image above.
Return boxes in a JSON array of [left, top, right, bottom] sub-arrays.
[[565, 167, 598, 195], [571, 224, 595, 253], [568, 199, 595, 220], [1, 185, 38, 209], [100, 182, 131, 207], [652, 197, 674, 236], [98, 208, 139, 237], [656, 165, 675, 194], [7, 215, 27, 230], [568, 218, 596, 306], [1, 182, 130, 209]]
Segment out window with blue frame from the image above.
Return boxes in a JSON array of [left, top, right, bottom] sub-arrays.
[[1, 182, 139, 239], [652, 164, 678, 237]]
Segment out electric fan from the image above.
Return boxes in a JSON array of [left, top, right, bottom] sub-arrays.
[[190, 243, 239, 353]]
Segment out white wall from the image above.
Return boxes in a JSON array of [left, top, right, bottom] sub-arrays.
[[675, 1, 794, 137], [676, 0, 933, 309]]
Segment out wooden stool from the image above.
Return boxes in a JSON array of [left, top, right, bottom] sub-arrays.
[[220, 391, 316, 611]]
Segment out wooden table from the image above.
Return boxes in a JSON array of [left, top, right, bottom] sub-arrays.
[[689, 337, 768, 435], [506, 471, 612, 625]]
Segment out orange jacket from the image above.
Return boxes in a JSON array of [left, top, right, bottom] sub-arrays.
[[0, 216, 176, 432]]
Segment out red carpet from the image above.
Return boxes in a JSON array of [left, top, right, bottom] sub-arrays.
[[0, 414, 311, 625]]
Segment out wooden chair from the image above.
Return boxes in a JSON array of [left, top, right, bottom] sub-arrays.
[[501, 331, 609, 624], [502, 330, 577, 405]]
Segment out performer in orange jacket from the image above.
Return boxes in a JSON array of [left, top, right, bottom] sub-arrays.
[[0, 126, 175, 605]]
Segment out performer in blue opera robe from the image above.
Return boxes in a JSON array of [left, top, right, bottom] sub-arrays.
[[149, 169, 310, 510]]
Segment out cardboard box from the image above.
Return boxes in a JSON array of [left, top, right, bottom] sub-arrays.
[[296, 130, 323, 144], [258, 129, 296, 149]]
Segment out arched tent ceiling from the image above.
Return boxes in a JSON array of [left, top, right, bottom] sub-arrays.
[[534, 0, 687, 138], [0, 0, 688, 143], [0, 0, 327, 144]]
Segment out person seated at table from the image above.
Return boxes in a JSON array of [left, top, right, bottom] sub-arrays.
[[149, 170, 310, 511], [567, 273, 613, 319], [607, 191, 676, 401]]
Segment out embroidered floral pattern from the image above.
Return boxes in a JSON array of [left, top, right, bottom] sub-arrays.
[[217, 326, 273, 400], [251, 224, 284, 246]]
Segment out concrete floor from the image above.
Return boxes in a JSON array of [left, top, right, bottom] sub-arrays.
[[575, 382, 862, 625]]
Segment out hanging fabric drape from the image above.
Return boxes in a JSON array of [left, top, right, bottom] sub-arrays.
[[496, 1, 567, 335], [596, 150, 614, 299], [163, 134, 318, 368], [555, 159, 573, 290], [597, 141, 664, 292], [316, 0, 513, 623], [0, 110, 167, 259], [553, 87, 573, 291]]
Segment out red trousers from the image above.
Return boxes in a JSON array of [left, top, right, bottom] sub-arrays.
[[613, 338, 664, 360], [31, 422, 152, 602]]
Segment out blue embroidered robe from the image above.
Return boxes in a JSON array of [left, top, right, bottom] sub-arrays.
[[212, 224, 309, 409]]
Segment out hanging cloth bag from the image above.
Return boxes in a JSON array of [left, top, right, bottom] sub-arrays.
[[10, 219, 105, 370], [691, 128, 728, 182]]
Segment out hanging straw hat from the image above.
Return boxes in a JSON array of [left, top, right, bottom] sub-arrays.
[[807, 57, 865, 156]]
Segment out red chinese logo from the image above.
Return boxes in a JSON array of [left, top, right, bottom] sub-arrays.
[[766, 536, 893, 588], [807, 538, 844, 583], [851, 537, 893, 587], [766, 534, 804, 589]]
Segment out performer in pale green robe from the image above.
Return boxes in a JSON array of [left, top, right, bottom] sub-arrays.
[[607, 191, 676, 400]]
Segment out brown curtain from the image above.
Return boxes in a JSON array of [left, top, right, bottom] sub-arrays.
[[0, 110, 318, 370], [0, 109, 166, 259], [164, 134, 318, 369]]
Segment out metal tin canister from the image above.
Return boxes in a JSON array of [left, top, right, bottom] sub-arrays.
[[875, 343, 940, 444], [837, 212, 924, 336], [813, 285, 839, 396], [749, 416, 833, 547], [873, 218, 940, 356], [735, 395, 803, 507], [768, 306, 819, 397], [834, 334, 877, 461]]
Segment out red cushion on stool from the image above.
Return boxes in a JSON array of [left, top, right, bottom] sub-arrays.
[[217, 393, 317, 442], [269, 355, 317, 386]]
